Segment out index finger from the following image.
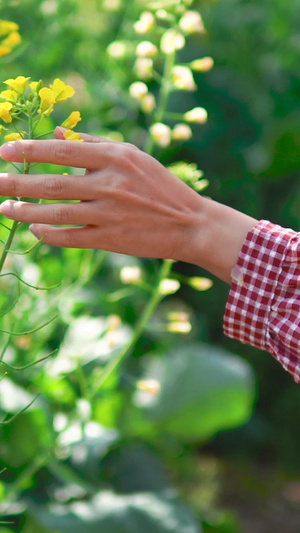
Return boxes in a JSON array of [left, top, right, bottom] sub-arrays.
[[0, 139, 117, 170]]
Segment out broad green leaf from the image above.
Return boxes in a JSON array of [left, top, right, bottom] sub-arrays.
[[142, 343, 255, 442], [30, 490, 202, 533], [103, 444, 171, 494]]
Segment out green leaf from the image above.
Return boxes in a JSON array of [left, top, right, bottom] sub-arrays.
[[142, 343, 255, 442], [29, 490, 202, 533], [103, 444, 171, 494]]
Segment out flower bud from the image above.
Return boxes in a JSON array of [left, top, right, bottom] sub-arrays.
[[179, 11, 205, 35], [184, 107, 208, 124], [160, 29, 185, 55], [107, 40, 128, 59], [167, 321, 192, 333], [188, 277, 213, 291], [171, 65, 197, 91], [120, 266, 142, 284], [136, 40, 158, 57], [137, 379, 160, 396], [129, 81, 148, 101], [190, 57, 214, 72], [140, 93, 156, 114], [172, 123, 192, 141], [149, 122, 172, 148], [134, 58, 153, 80], [159, 278, 180, 295], [134, 12, 155, 34]]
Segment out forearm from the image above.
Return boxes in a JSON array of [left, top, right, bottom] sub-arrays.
[[180, 196, 258, 283]]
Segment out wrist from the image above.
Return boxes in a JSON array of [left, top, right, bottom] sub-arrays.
[[179, 196, 258, 283]]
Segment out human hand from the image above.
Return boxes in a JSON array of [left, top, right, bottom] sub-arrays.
[[0, 128, 205, 262]]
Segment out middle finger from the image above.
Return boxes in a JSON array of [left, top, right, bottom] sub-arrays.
[[0, 172, 97, 200]]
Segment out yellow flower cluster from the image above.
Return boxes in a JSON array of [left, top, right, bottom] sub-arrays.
[[0, 20, 21, 58], [0, 76, 83, 142]]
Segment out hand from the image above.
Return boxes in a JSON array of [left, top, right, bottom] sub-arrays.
[[0, 128, 205, 262]]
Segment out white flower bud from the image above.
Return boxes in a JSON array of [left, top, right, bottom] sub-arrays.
[[120, 266, 142, 284], [172, 123, 192, 141], [179, 10, 205, 35], [160, 29, 185, 55], [137, 379, 160, 396], [188, 277, 213, 291], [136, 41, 158, 57], [134, 12, 155, 34], [140, 93, 156, 114], [155, 9, 169, 20], [171, 65, 197, 91], [167, 321, 192, 333], [107, 314, 122, 330], [190, 57, 214, 72], [129, 81, 148, 100], [159, 278, 180, 295], [134, 58, 153, 80], [150, 123, 172, 147], [184, 107, 208, 124], [107, 40, 128, 58]]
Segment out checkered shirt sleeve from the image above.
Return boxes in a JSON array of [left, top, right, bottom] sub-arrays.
[[224, 220, 300, 383]]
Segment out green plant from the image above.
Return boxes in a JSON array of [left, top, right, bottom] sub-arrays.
[[0, 3, 255, 532]]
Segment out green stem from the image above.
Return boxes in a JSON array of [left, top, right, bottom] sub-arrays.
[[0, 219, 19, 273], [92, 47, 178, 394], [91, 259, 173, 397], [144, 50, 176, 155]]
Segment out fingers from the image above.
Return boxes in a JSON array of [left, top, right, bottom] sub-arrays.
[[0, 138, 118, 170], [0, 172, 96, 200], [0, 199, 99, 225], [30, 224, 101, 249]]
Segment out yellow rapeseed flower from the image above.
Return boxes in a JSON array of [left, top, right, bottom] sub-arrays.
[[63, 130, 84, 142], [0, 102, 13, 123], [4, 132, 25, 142], [0, 46, 11, 57], [61, 111, 81, 130], [1, 89, 18, 102], [29, 81, 40, 93], [0, 20, 19, 37], [2, 31, 21, 47], [4, 76, 31, 95], [38, 87, 56, 117], [0, 125, 5, 135], [49, 78, 75, 102]]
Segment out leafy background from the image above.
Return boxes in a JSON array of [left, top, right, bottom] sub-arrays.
[[0, 0, 299, 532]]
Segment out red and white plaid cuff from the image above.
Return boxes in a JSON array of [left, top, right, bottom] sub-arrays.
[[224, 220, 300, 383]]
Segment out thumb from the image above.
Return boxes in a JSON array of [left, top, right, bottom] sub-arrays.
[[54, 126, 115, 144]]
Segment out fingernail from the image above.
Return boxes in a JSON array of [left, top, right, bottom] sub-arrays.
[[0, 142, 17, 160], [0, 200, 14, 217]]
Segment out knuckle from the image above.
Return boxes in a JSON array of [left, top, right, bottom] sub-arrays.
[[6, 176, 18, 197], [13, 201, 27, 221], [21, 140, 35, 161], [65, 231, 76, 248], [42, 176, 63, 198], [54, 142, 73, 161], [54, 204, 68, 224]]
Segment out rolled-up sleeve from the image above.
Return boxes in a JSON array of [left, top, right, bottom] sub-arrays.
[[224, 220, 300, 383]]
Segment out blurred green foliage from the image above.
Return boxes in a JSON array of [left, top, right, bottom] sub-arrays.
[[0, 0, 299, 532]]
